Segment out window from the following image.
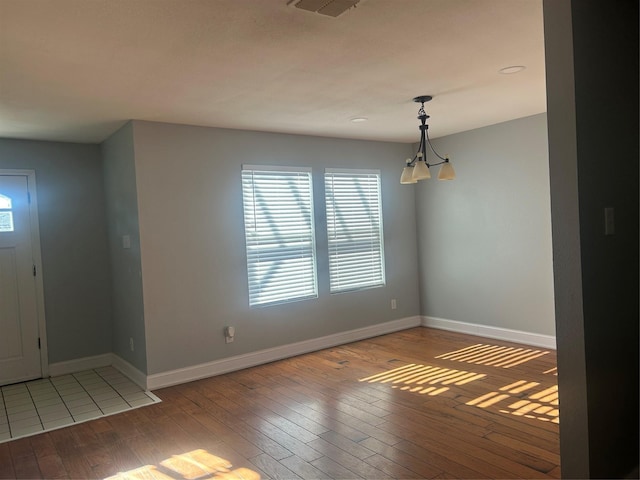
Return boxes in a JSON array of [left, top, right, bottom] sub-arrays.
[[241, 165, 317, 307], [325, 169, 385, 293], [0, 194, 14, 232]]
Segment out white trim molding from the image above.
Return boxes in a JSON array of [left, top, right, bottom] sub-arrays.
[[48, 353, 148, 390], [147, 316, 421, 390], [44, 317, 555, 393], [48, 353, 112, 377], [421, 316, 556, 350], [111, 354, 148, 390]]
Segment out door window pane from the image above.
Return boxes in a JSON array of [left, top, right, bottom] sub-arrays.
[[0, 194, 14, 232]]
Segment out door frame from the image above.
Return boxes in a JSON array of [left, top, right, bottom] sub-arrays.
[[0, 169, 48, 379]]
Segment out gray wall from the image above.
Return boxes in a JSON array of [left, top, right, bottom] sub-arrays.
[[543, 0, 639, 477], [0, 139, 112, 363], [416, 114, 555, 336], [101, 123, 147, 372], [131, 121, 420, 375]]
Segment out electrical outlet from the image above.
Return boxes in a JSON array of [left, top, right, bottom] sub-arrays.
[[225, 326, 235, 344], [391, 299, 397, 310], [129, 337, 134, 351]]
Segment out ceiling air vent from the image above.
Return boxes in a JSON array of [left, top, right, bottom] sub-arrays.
[[288, 0, 361, 17]]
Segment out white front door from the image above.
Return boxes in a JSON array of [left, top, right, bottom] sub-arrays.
[[0, 174, 41, 385]]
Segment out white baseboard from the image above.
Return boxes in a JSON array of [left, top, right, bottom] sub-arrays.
[[48, 353, 112, 377], [111, 354, 148, 390], [45, 316, 554, 393], [48, 353, 148, 390], [146, 316, 422, 390], [421, 316, 556, 349]]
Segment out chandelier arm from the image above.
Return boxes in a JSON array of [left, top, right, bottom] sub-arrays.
[[427, 160, 449, 167], [426, 129, 449, 162]]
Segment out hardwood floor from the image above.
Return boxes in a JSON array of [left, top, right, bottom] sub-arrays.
[[0, 327, 560, 479]]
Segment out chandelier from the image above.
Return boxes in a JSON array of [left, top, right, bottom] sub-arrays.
[[400, 95, 456, 184]]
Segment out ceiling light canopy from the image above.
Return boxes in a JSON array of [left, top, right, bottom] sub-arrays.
[[499, 65, 526, 75], [289, 0, 360, 17], [400, 96, 456, 185]]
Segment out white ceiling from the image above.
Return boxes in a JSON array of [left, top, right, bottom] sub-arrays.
[[0, 0, 546, 144]]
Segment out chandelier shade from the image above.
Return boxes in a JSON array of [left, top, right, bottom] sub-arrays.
[[438, 162, 456, 180], [400, 164, 418, 184], [412, 157, 431, 180], [400, 95, 455, 184]]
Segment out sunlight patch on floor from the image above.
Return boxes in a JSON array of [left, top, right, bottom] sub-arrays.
[[105, 449, 260, 480], [359, 363, 486, 396], [466, 382, 559, 424], [436, 343, 549, 368]]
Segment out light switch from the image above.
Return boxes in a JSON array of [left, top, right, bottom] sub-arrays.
[[122, 234, 131, 249]]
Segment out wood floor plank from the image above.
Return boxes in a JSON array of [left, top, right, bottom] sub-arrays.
[[267, 385, 380, 440], [12, 452, 42, 479], [28, 434, 57, 458], [102, 411, 144, 441], [246, 389, 331, 436], [208, 375, 323, 448], [59, 454, 93, 480], [8, 437, 34, 461], [364, 452, 426, 479], [317, 430, 376, 460], [280, 359, 392, 407], [357, 436, 446, 479], [249, 403, 324, 443], [306, 437, 391, 479], [1, 327, 560, 479], [70, 422, 101, 450], [485, 431, 559, 470], [192, 400, 292, 460], [123, 433, 166, 467], [258, 386, 372, 443], [242, 416, 322, 462], [199, 441, 273, 480], [279, 454, 332, 480], [10, 437, 43, 479], [310, 455, 363, 480], [483, 416, 560, 452], [379, 412, 554, 479], [188, 410, 264, 459], [250, 453, 301, 480], [35, 453, 67, 479], [397, 438, 541, 480], [0, 442, 16, 479], [286, 382, 390, 426], [363, 439, 483, 478], [187, 390, 294, 461]]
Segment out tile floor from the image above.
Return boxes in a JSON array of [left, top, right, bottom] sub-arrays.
[[0, 366, 160, 443]]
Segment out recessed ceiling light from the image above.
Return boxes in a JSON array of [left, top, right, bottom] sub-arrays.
[[350, 117, 368, 123], [499, 65, 526, 75]]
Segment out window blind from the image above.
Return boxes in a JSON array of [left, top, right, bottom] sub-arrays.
[[324, 169, 385, 293], [241, 166, 318, 306]]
